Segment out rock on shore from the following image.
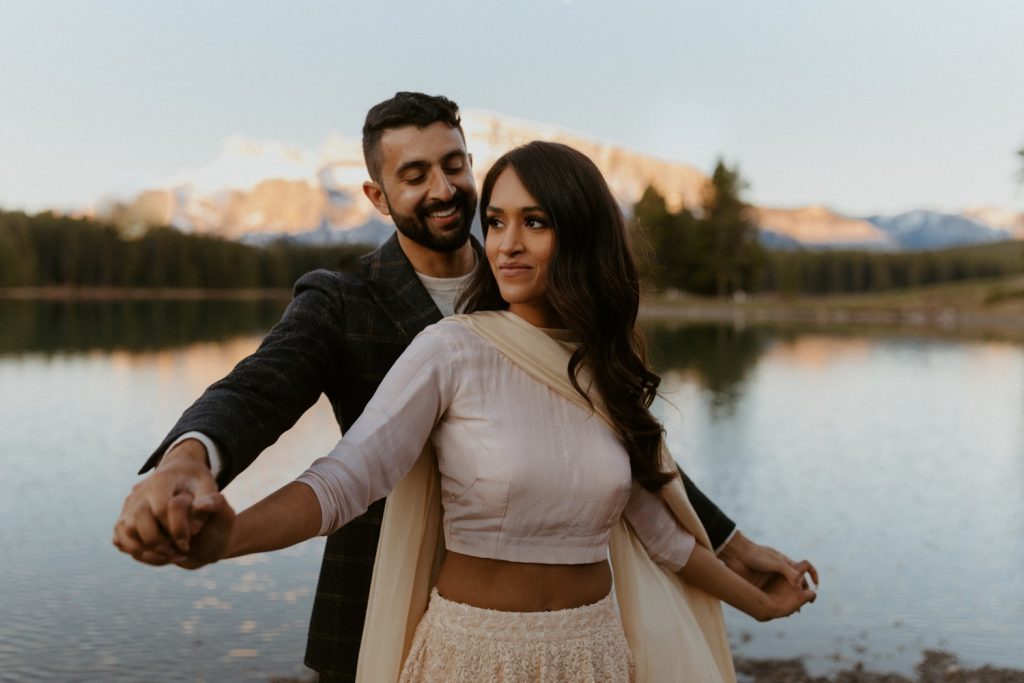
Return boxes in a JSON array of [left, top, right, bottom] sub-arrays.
[[270, 651, 1024, 683], [735, 651, 1024, 683]]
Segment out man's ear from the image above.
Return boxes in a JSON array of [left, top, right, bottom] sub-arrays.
[[468, 152, 474, 168], [363, 181, 390, 216]]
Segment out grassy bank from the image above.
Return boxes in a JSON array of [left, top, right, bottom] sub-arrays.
[[640, 276, 1024, 339]]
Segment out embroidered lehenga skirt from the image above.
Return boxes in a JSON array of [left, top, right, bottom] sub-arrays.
[[398, 589, 635, 682]]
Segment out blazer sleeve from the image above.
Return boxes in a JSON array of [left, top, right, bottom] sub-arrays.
[[678, 466, 736, 552], [139, 270, 349, 488]]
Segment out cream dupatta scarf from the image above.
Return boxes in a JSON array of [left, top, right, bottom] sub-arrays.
[[356, 310, 736, 683]]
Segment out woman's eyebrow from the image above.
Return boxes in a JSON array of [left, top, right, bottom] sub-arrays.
[[485, 205, 545, 213]]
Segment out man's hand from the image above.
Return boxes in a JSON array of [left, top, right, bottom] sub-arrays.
[[718, 530, 819, 592], [173, 493, 236, 570], [112, 439, 218, 565]]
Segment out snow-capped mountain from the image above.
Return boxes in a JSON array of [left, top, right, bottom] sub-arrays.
[[753, 206, 896, 251], [94, 132, 379, 240], [94, 111, 708, 245], [90, 111, 1023, 252], [961, 206, 1024, 239], [462, 112, 707, 213], [866, 211, 1012, 250], [753, 207, 1021, 252]]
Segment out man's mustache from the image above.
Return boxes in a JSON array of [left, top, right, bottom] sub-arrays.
[[419, 190, 471, 217]]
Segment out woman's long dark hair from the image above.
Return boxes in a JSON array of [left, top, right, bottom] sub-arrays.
[[458, 141, 676, 492]]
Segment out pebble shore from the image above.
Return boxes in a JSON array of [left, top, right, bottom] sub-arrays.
[[735, 651, 1024, 683], [269, 650, 1024, 683]]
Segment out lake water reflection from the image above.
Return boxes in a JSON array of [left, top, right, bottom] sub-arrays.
[[0, 301, 1021, 680], [650, 324, 1024, 673]]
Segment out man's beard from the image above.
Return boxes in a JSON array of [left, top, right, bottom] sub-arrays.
[[387, 189, 475, 253]]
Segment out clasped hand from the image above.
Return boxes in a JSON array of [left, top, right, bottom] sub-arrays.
[[111, 442, 236, 569]]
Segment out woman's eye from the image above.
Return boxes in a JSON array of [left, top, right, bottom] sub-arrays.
[[485, 217, 504, 229], [525, 216, 548, 229]]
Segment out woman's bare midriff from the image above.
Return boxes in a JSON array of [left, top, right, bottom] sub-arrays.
[[435, 550, 613, 612]]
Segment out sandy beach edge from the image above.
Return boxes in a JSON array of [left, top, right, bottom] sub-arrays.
[[268, 650, 1024, 683]]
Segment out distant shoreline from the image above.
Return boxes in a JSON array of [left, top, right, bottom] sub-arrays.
[[640, 298, 1024, 333], [640, 276, 1024, 338], [0, 286, 293, 301], [4, 281, 1024, 337]]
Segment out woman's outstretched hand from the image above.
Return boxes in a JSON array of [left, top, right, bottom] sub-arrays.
[[757, 568, 817, 621], [678, 543, 817, 623], [172, 492, 236, 570]]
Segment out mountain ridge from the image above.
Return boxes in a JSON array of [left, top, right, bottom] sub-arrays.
[[88, 111, 1024, 252]]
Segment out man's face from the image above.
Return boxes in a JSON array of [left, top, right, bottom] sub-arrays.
[[370, 122, 478, 253]]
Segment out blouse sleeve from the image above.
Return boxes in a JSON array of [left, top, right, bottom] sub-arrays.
[[622, 481, 696, 572], [295, 325, 460, 535]]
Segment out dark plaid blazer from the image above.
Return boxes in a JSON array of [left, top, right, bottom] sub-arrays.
[[140, 234, 735, 681]]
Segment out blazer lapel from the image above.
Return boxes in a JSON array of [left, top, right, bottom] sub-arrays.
[[361, 233, 483, 342]]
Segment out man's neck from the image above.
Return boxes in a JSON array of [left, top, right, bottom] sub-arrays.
[[397, 233, 476, 278]]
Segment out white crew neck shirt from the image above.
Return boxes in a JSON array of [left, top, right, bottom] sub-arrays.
[[415, 268, 475, 317]]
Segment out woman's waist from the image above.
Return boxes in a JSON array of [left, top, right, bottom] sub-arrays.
[[435, 550, 613, 612]]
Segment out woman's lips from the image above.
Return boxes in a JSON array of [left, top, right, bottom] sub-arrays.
[[497, 263, 532, 277]]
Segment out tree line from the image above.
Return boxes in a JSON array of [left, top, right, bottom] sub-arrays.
[[633, 161, 1024, 297], [632, 161, 764, 296], [4, 183, 1023, 296], [0, 210, 372, 288]]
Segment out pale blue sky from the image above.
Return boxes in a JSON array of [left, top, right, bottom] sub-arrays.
[[1, 0, 1022, 216]]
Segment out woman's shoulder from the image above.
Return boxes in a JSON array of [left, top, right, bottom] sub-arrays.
[[417, 315, 490, 350], [398, 317, 501, 392], [416, 314, 530, 365], [404, 314, 475, 347]]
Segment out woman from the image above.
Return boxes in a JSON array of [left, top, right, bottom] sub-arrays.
[[182, 141, 816, 682]]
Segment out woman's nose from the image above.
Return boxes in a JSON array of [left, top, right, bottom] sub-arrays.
[[498, 225, 524, 254]]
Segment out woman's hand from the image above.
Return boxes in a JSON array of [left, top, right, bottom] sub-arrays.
[[172, 493, 236, 570], [756, 570, 816, 621], [678, 543, 816, 623]]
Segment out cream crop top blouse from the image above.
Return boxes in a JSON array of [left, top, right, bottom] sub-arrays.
[[296, 319, 696, 571]]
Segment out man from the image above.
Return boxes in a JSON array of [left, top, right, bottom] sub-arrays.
[[113, 92, 815, 681]]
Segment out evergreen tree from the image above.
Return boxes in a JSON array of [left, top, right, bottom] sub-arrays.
[[700, 160, 763, 297], [632, 186, 674, 289]]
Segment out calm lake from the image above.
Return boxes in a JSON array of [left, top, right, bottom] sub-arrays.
[[1, 300, 1022, 681]]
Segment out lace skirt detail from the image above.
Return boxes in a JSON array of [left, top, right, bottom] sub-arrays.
[[399, 589, 634, 683]]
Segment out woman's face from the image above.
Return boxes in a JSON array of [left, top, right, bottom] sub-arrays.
[[484, 167, 562, 328]]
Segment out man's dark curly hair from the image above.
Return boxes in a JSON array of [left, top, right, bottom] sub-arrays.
[[362, 92, 464, 183]]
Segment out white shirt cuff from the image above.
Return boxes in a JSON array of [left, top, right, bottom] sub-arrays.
[[714, 526, 739, 555], [165, 431, 223, 480]]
